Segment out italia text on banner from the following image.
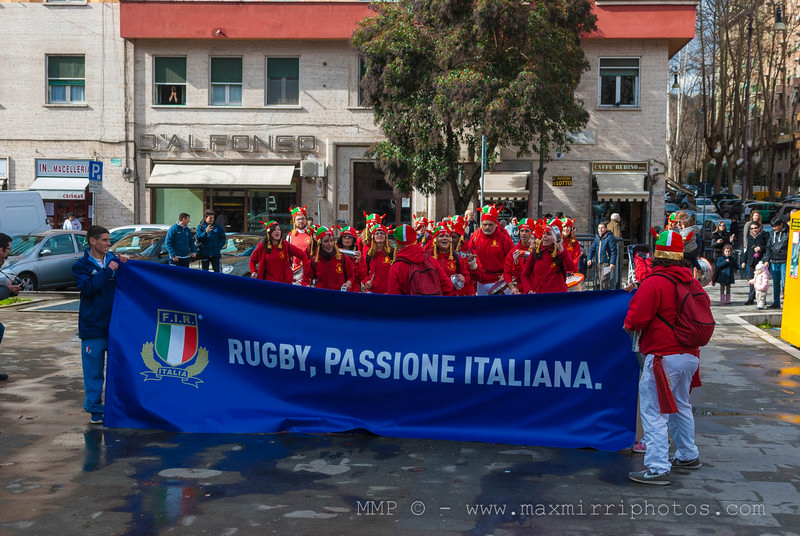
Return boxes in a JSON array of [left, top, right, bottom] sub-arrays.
[[106, 261, 638, 451]]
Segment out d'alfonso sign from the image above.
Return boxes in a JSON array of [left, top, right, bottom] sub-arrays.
[[552, 176, 572, 187], [139, 134, 318, 154]]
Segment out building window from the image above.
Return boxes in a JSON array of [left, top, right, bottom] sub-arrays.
[[266, 58, 299, 105], [154, 57, 186, 105], [599, 57, 639, 107], [47, 56, 85, 104], [210, 57, 242, 106]]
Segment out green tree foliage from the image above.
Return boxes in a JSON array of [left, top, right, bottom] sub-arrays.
[[352, 0, 597, 213]]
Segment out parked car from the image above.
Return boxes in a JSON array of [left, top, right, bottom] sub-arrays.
[[717, 198, 744, 218], [774, 203, 800, 222], [109, 224, 171, 245], [4, 230, 87, 290], [709, 193, 739, 207], [110, 230, 171, 264], [742, 201, 781, 222], [664, 202, 680, 216], [691, 197, 719, 215], [190, 232, 264, 276]]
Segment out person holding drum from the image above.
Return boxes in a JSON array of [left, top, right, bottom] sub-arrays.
[[504, 218, 534, 294], [466, 205, 515, 295], [521, 219, 576, 294]]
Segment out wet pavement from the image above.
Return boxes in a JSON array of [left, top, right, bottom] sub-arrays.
[[0, 286, 799, 536]]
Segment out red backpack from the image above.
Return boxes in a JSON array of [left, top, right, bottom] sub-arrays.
[[653, 272, 715, 347], [397, 253, 443, 296]]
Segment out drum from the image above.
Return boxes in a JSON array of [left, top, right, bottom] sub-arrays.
[[487, 279, 509, 295], [695, 257, 714, 287], [566, 272, 585, 291], [292, 267, 303, 285]]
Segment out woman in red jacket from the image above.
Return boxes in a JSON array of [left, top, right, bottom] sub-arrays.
[[449, 216, 483, 296], [249, 221, 308, 283], [337, 226, 367, 289], [429, 225, 477, 296], [362, 224, 394, 294], [561, 218, 582, 273], [504, 218, 534, 294], [302, 226, 356, 291], [522, 220, 576, 293]]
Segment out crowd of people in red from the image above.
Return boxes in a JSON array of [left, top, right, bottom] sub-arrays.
[[248, 204, 583, 296]]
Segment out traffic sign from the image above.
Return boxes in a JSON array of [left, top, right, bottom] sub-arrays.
[[88, 161, 103, 194]]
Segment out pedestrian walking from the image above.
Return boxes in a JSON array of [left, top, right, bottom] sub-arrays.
[[741, 221, 768, 305], [713, 243, 736, 305], [72, 226, 129, 425]]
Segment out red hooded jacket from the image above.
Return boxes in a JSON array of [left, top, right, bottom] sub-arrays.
[[521, 245, 576, 293], [249, 240, 308, 283], [624, 264, 701, 358], [504, 242, 532, 293], [467, 227, 514, 283], [302, 250, 356, 291], [364, 248, 394, 294], [387, 243, 455, 296]]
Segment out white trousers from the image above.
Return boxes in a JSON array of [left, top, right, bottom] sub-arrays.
[[640, 353, 700, 474]]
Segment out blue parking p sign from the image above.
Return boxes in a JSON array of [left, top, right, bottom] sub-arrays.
[[89, 161, 103, 194]]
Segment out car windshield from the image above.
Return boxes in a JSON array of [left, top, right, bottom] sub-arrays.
[[111, 233, 163, 256], [10, 235, 44, 256], [220, 235, 263, 256]]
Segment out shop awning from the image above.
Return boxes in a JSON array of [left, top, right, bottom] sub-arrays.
[[482, 172, 530, 201], [148, 164, 296, 188], [595, 174, 648, 202], [29, 177, 89, 200]]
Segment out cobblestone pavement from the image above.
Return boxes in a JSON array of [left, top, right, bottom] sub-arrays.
[[0, 287, 798, 536]]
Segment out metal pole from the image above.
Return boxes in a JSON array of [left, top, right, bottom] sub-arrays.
[[742, 10, 753, 200], [480, 135, 486, 207]]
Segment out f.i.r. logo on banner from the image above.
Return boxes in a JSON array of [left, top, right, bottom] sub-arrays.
[[140, 309, 209, 387]]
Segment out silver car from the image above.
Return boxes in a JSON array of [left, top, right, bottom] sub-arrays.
[[5, 230, 87, 290]]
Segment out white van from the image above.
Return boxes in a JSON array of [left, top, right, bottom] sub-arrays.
[[0, 191, 50, 236]]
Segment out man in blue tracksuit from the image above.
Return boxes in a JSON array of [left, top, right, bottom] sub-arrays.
[[587, 221, 617, 290], [166, 212, 197, 267], [72, 225, 129, 425], [196, 209, 226, 272]]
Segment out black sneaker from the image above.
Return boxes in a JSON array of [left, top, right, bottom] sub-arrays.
[[768, 303, 781, 309], [671, 457, 702, 469], [628, 469, 670, 485], [89, 413, 104, 425], [0, 374, 8, 381], [743, 300, 755, 306]]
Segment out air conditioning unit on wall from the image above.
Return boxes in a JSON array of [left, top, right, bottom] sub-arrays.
[[300, 160, 326, 178]]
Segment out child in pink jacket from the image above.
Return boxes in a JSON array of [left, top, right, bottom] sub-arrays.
[[748, 261, 771, 310]]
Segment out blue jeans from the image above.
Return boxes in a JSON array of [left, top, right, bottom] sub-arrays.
[[770, 263, 786, 304], [81, 337, 108, 415], [745, 264, 755, 302]]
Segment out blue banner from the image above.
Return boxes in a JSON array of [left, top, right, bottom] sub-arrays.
[[106, 261, 638, 451]]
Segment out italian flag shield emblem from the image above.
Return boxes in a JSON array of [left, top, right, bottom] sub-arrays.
[[155, 310, 199, 366]]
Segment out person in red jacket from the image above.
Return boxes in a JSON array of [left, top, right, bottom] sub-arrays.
[[249, 220, 308, 283], [337, 226, 366, 289], [467, 205, 514, 295], [521, 220, 576, 293], [357, 212, 384, 254], [561, 218, 582, 273], [449, 216, 483, 296], [286, 206, 313, 271], [302, 226, 356, 291], [429, 225, 479, 296], [625, 230, 702, 486], [387, 225, 454, 296], [363, 224, 394, 294], [504, 218, 534, 294]]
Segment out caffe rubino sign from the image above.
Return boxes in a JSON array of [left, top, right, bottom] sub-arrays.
[[592, 162, 647, 173]]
